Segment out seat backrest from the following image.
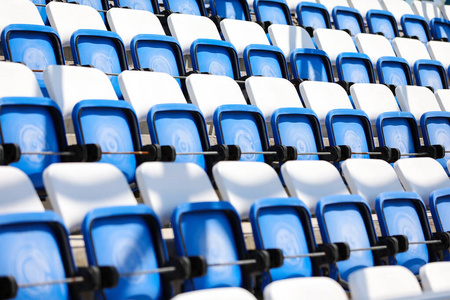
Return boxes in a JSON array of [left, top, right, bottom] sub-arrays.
[[162, 0, 207, 16], [392, 37, 431, 68], [136, 162, 218, 226], [220, 19, 270, 57], [314, 28, 357, 64], [430, 188, 450, 260], [245, 76, 303, 122], [264, 277, 348, 300], [213, 161, 288, 219], [412, 0, 442, 23], [414, 59, 449, 91], [318, 0, 349, 15], [296, 2, 331, 31], [0, 166, 45, 214], [107, 8, 165, 51], [401, 14, 431, 43], [336, 52, 376, 84], [395, 85, 441, 122], [427, 40, 450, 71], [430, 17, 450, 40], [366, 9, 399, 39], [355, 33, 396, 67], [46, 2, 106, 48], [316, 194, 380, 282], [290, 48, 334, 82], [0, 0, 44, 35], [0, 61, 43, 98], [394, 157, 450, 206], [243, 44, 289, 79], [420, 111, 450, 173], [169, 14, 221, 55], [268, 24, 315, 58], [349, 265, 422, 299], [435, 89, 450, 111], [376, 56, 413, 86], [119, 70, 187, 121], [281, 160, 349, 212], [332, 6, 365, 36], [420, 262, 450, 293], [380, 0, 415, 25], [350, 83, 399, 124], [341, 159, 404, 209], [44, 65, 118, 119], [187, 74, 246, 122], [209, 0, 251, 20], [171, 287, 258, 300], [348, 0, 383, 21], [254, 0, 293, 25], [44, 162, 138, 233], [299, 81, 353, 123]]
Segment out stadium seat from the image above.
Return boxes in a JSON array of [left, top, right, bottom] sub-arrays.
[[119, 70, 187, 122], [245, 76, 303, 121], [162, 0, 207, 16], [268, 24, 315, 58], [299, 82, 353, 124], [394, 157, 450, 206], [136, 162, 219, 226], [243, 45, 289, 79], [190, 39, 240, 79], [348, 265, 422, 299], [296, 2, 332, 33], [113, 0, 160, 14], [375, 191, 443, 274], [355, 33, 396, 69], [314, 28, 357, 65], [380, 0, 415, 25], [366, 10, 399, 40], [414, 59, 448, 91], [331, 6, 365, 36], [350, 83, 400, 124], [263, 277, 348, 300], [213, 161, 288, 218], [420, 262, 450, 293], [253, 0, 293, 25], [392, 37, 431, 69], [76, 0, 110, 22], [335, 52, 376, 84], [0, 61, 42, 98], [347, 0, 383, 22], [341, 159, 404, 209], [430, 17, 450, 40], [290, 48, 334, 82], [430, 188, 450, 260], [70, 29, 128, 99], [412, 0, 442, 23], [186, 74, 247, 123], [29, 0, 50, 25], [376, 56, 414, 86], [421, 111, 450, 173], [209, 0, 251, 21], [434, 89, 450, 111], [401, 14, 432, 42], [107, 8, 166, 51], [427, 40, 450, 71], [171, 287, 258, 300], [0, 0, 44, 36], [395, 85, 441, 122], [318, 0, 349, 15]]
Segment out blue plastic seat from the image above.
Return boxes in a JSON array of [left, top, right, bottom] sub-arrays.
[[1, 24, 65, 97], [171, 201, 255, 291], [332, 6, 365, 36], [191, 39, 240, 80], [130, 34, 186, 86], [209, 0, 251, 20], [316, 194, 391, 283], [72, 100, 144, 185], [376, 191, 438, 274], [420, 111, 450, 174], [113, 0, 160, 14], [163, 0, 207, 15], [0, 97, 68, 193], [430, 18, 450, 40], [366, 10, 399, 40], [336, 52, 376, 84], [0, 211, 89, 299], [430, 187, 450, 261], [76, 0, 110, 22], [243, 45, 289, 79], [376, 56, 413, 87], [401, 14, 431, 43], [82, 204, 175, 299], [296, 2, 332, 32], [290, 48, 334, 82], [413, 59, 449, 91], [254, 0, 293, 25], [70, 29, 128, 100]]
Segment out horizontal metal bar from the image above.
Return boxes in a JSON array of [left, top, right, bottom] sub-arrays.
[[208, 259, 257, 267], [284, 252, 326, 259], [409, 240, 442, 245], [120, 266, 177, 277], [400, 152, 428, 157], [21, 151, 74, 156], [19, 276, 84, 288], [351, 245, 387, 252]]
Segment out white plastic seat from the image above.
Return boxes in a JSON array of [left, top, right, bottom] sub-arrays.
[[245, 77, 303, 122], [348, 0, 383, 21], [136, 162, 219, 226], [119, 70, 187, 121], [286, 0, 316, 13], [355, 33, 397, 67], [0, 0, 44, 35], [43, 163, 138, 233], [318, 0, 349, 15], [394, 157, 450, 205], [107, 8, 165, 51], [213, 161, 288, 219], [341, 159, 404, 209], [0, 166, 45, 214], [299, 81, 353, 123], [350, 83, 400, 124], [348, 265, 422, 300], [168, 14, 221, 55], [427, 40, 450, 70], [46, 1, 107, 48], [412, 0, 442, 23], [381, 0, 415, 25], [395, 85, 441, 122], [392, 37, 431, 68], [220, 19, 271, 57], [268, 24, 315, 58], [314, 28, 357, 65], [281, 160, 349, 213], [171, 287, 258, 300], [435, 89, 450, 111], [420, 262, 450, 293], [264, 277, 348, 300], [0, 61, 43, 98], [44, 65, 118, 119]]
